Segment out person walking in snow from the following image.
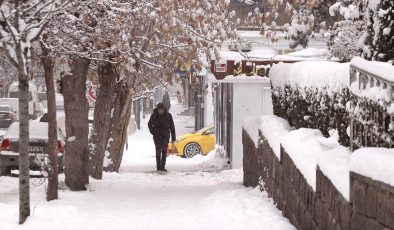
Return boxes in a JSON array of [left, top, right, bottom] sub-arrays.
[[148, 103, 176, 172], [162, 91, 171, 111]]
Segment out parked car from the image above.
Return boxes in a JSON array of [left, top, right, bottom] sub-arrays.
[[0, 105, 17, 128], [167, 125, 215, 158], [0, 129, 6, 145], [0, 122, 65, 176], [0, 98, 19, 120]]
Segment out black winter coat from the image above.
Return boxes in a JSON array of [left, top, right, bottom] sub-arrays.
[[148, 108, 176, 143]]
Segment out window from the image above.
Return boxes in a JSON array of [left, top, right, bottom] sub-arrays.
[[0, 106, 10, 112]]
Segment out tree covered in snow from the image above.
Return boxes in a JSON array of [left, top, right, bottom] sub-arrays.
[[362, 0, 394, 64], [244, 0, 332, 48], [0, 0, 66, 224], [39, 0, 236, 185], [287, 7, 315, 49], [328, 0, 367, 62]]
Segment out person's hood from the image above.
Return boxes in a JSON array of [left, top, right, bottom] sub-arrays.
[[153, 108, 168, 114]]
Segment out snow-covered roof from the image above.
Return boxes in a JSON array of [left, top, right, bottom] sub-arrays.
[[286, 48, 331, 59], [270, 61, 349, 93], [209, 74, 270, 84], [351, 57, 394, 84], [219, 48, 331, 63]]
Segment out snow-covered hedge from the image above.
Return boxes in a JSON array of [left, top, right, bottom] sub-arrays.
[[270, 61, 351, 146]]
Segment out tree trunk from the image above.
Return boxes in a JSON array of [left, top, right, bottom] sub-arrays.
[[61, 56, 90, 191], [18, 73, 30, 224], [14, 38, 30, 224], [89, 62, 117, 179], [104, 81, 132, 172], [41, 45, 58, 201]]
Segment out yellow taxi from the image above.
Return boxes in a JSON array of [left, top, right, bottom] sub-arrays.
[[168, 125, 215, 158]]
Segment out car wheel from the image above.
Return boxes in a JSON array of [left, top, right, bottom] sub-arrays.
[[183, 143, 202, 158]]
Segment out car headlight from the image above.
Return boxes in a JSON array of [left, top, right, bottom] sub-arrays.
[[175, 138, 186, 143]]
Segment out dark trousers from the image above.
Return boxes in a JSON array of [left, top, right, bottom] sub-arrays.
[[154, 140, 168, 170]]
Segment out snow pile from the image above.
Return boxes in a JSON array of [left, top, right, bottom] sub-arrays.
[[270, 61, 350, 93], [243, 115, 293, 158], [286, 48, 331, 58], [350, 148, 394, 187], [281, 128, 351, 194]]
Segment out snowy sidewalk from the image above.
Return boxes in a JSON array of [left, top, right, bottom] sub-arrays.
[[0, 102, 294, 230]]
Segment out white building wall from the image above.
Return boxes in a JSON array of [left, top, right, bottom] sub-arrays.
[[204, 83, 214, 127], [231, 82, 272, 168]]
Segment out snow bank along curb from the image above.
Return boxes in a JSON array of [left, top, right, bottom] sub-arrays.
[[243, 115, 394, 230]]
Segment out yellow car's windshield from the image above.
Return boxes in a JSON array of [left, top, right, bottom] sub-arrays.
[[192, 125, 213, 134]]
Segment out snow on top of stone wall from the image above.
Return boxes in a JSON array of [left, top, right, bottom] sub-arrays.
[[243, 115, 352, 199], [350, 148, 394, 187], [243, 115, 292, 159], [270, 61, 350, 93], [351, 57, 394, 84], [281, 128, 351, 195], [317, 146, 351, 201]]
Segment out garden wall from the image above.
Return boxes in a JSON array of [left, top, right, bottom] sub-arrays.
[[243, 129, 394, 230]]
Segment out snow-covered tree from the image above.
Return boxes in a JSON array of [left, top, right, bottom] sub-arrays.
[[40, 0, 236, 183], [288, 7, 315, 49], [0, 0, 65, 223], [328, 20, 364, 62], [102, 0, 237, 174], [328, 0, 367, 62], [362, 0, 394, 63]]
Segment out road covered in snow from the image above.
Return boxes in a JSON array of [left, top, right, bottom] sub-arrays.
[[0, 102, 294, 230]]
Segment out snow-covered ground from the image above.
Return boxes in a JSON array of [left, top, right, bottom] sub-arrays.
[[0, 101, 294, 230]]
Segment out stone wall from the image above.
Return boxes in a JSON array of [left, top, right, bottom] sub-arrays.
[[242, 129, 394, 230], [350, 172, 394, 230]]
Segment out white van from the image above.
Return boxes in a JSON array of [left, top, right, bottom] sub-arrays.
[[6, 81, 43, 119]]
